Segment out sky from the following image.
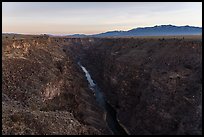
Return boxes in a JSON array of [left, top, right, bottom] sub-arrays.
[[2, 2, 202, 35]]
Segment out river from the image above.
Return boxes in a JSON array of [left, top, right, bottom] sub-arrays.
[[78, 62, 128, 135]]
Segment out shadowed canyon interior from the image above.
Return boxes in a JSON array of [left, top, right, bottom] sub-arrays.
[[2, 34, 202, 135]]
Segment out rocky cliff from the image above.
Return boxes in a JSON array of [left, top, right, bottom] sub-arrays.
[[2, 35, 110, 135], [2, 35, 202, 135], [76, 37, 202, 135]]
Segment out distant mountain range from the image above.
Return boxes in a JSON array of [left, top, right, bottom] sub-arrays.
[[69, 25, 202, 37], [3, 25, 202, 37]]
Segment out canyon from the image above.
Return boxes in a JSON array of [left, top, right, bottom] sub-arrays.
[[2, 34, 202, 135]]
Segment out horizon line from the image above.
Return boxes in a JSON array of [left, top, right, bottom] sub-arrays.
[[2, 24, 202, 36]]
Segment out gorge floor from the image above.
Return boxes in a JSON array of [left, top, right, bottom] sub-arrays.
[[78, 62, 128, 135]]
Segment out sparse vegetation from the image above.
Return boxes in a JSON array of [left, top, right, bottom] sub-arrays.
[[2, 34, 202, 135]]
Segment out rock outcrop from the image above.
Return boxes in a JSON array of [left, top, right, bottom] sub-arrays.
[[2, 35, 110, 135]]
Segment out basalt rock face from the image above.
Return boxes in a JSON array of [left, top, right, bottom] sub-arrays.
[[2, 36, 110, 135], [77, 38, 202, 135], [2, 35, 202, 135]]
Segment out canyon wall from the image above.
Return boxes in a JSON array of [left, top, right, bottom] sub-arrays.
[[2, 35, 202, 135], [76, 37, 202, 135], [2, 36, 111, 135]]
